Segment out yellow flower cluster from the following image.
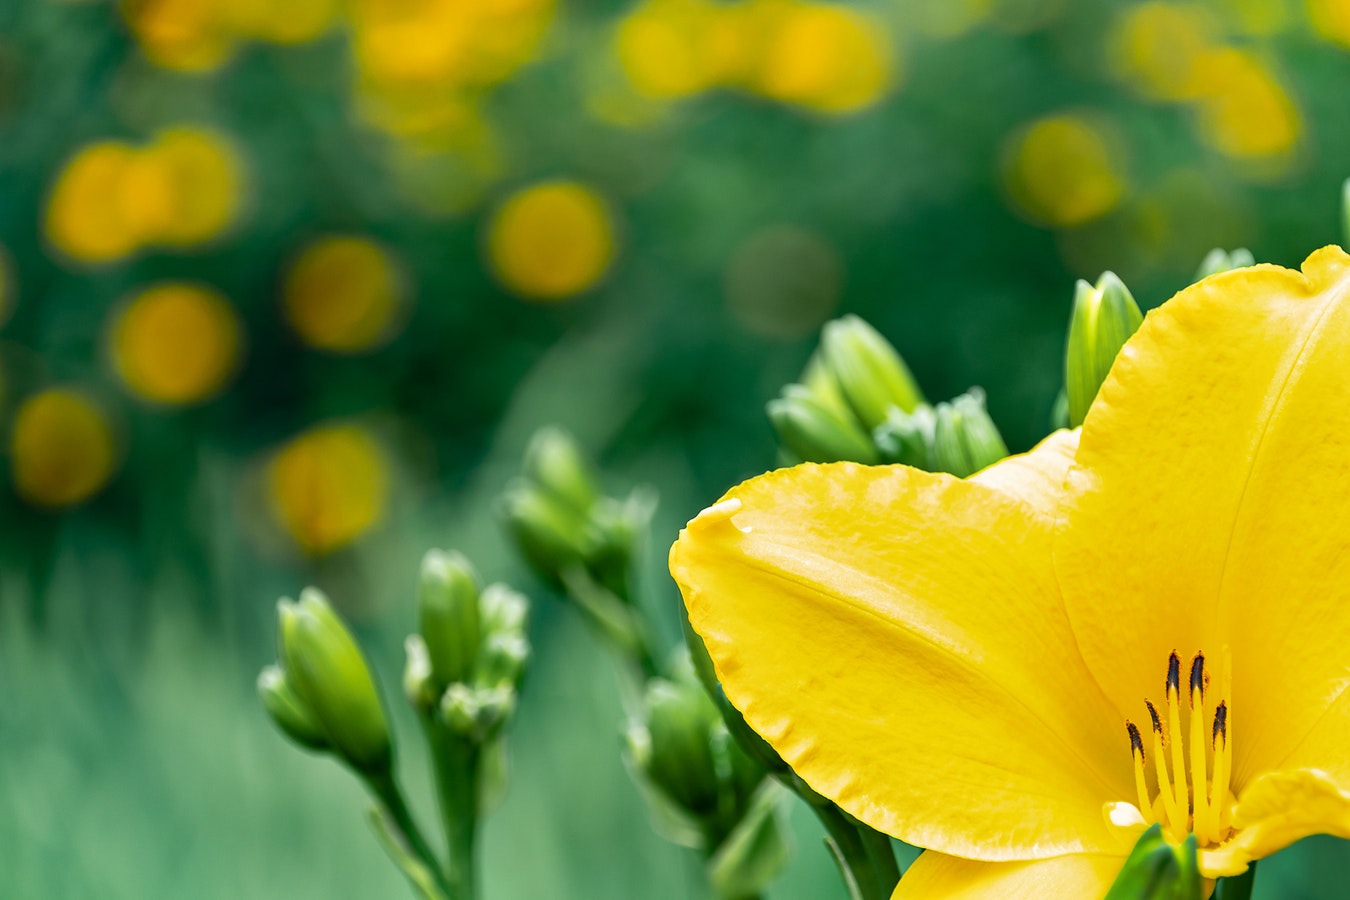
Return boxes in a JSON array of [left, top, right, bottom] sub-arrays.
[[485, 180, 617, 302], [46, 128, 242, 264], [1110, 2, 1301, 163], [121, 0, 339, 72], [614, 0, 895, 114]]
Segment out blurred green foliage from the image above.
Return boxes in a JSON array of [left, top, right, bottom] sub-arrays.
[[3, 0, 1350, 895]]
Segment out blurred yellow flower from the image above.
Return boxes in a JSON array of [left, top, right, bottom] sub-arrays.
[[225, 0, 338, 44], [1191, 48, 1300, 161], [268, 424, 390, 556], [110, 283, 243, 406], [615, 0, 723, 99], [1308, 0, 1350, 46], [121, 0, 237, 72], [754, 2, 895, 113], [11, 389, 117, 508], [284, 237, 407, 353], [1111, 2, 1216, 101], [486, 180, 617, 301], [1004, 113, 1125, 228], [46, 129, 242, 264], [46, 141, 143, 263]]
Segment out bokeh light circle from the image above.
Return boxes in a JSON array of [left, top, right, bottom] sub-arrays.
[[111, 283, 243, 406], [11, 389, 117, 508], [485, 180, 617, 302]]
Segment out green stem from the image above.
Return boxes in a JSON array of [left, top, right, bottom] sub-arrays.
[[810, 801, 888, 900], [426, 723, 482, 900], [363, 769, 452, 897], [856, 821, 900, 895], [1214, 862, 1257, 900]]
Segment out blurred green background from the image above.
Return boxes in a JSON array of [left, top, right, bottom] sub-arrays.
[[2, 0, 1350, 896]]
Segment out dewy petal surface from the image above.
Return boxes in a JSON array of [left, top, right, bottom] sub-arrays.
[[1055, 247, 1350, 782], [892, 850, 1122, 900], [671, 448, 1130, 860]]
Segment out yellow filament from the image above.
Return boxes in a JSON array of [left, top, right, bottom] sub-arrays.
[[1132, 745, 1153, 824], [1189, 680, 1210, 843], [1208, 647, 1234, 838], [1167, 681, 1188, 823], [1152, 725, 1184, 837]]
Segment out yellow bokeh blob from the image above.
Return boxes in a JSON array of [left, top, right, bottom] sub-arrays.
[[284, 237, 407, 352], [121, 0, 237, 72], [11, 389, 117, 508], [46, 129, 242, 264], [1111, 2, 1216, 101], [1004, 114, 1125, 228], [486, 180, 617, 301], [756, 2, 894, 113], [46, 142, 142, 263], [144, 128, 243, 246], [267, 424, 390, 556], [1191, 48, 1300, 160], [225, 0, 338, 44], [615, 0, 723, 99], [110, 283, 243, 405], [1309, 0, 1350, 46]]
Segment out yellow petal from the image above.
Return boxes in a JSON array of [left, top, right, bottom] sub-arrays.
[[671, 455, 1131, 860], [970, 428, 1079, 519], [1054, 246, 1350, 780], [1199, 768, 1350, 877], [893, 850, 1123, 899]]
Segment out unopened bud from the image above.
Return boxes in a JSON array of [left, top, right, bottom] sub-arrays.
[[1194, 248, 1255, 281], [872, 404, 936, 468], [441, 683, 515, 743], [479, 583, 530, 637], [523, 427, 599, 514], [1065, 271, 1143, 427], [278, 588, 392, 773], [768, 385, 879, 464], [819, 314, 924, 428], [931, 389, 1008, 477], [637, 679, 722, 816], [1104, 823, 1201, 900], [258, 665, 330, 752], [476, 632, 530, 689], [403, 635, 438, 713], [417, 549, 482, 688], [502, 483, 596, 583]]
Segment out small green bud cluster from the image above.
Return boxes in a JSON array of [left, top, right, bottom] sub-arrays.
[[1064, 271, 1144, 428], [502, 427, 650, 597], [625, 650, 773, 853], [1194, 247, 1255, 281], [406, 550, 531, 745], [260, 588, 393, 773], [1104, 823, 1201, 900], [768, 314, 924, 465], [873, 388, 1009, 477]]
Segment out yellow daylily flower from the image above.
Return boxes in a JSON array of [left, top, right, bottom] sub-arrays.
[[670, 246, 1350, 897]]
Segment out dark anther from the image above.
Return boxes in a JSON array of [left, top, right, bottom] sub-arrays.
[[1126, 721, 1145, 760], [1145, 699, 1162, 735], [1167, 651, 1181, 696], [1189, 652, 1206, 703], [1213, 701, 1228, 747]]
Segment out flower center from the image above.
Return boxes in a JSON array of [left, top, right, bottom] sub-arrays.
[[1119, 648, 1234, 847]]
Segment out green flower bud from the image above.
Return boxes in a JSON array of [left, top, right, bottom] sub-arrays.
[[476, 632, 530, 689], [767, 385, 879, 464], [523, 426, 599, 514], [441, 683, 515, 743], [1194, 248, 1255, 281], [479, 583, 529, 637], [819, 314, 924, 428], [278, 589, 392, 773], [1065, 271, 1143, 428], [873, 404, 936, 468], [797, 350, 854, 420], [931, 389, 1008, 477], [416, 549, 482, 688], [257, 665, 330, 752], [403, 635, 439, 714], [1104, 823, 1201, 900], [502, 483, 597, 583], [636, 678, 722, 817]]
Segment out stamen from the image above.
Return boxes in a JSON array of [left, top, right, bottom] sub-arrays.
[[1207, 646, 1233, 838], [1146, 699, 1183, 834], [1126, 721, 1152, 823], [1165, 651, 1188, 820], [1188, 652, 1209, 842]]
